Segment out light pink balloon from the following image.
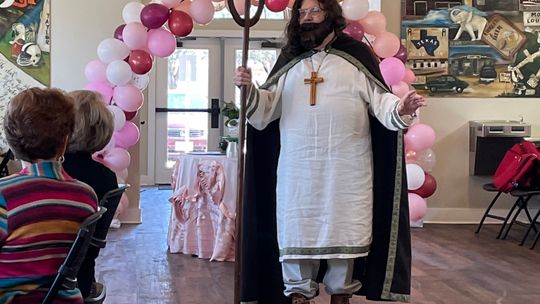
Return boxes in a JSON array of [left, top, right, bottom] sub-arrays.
[[123, 22, 149, 50], [341, 0, 369, 21], [115, 193, 129, 216], [379, 57, 405, 86], [147, 28, 177, 58], [113, 121, 141, 149], [117, 169, 129, 184], [408, 193, 427, 222], [174, 0, 192, 13], [404, 123, 436, 152], [391, 81, 409, 98], [113, 84, 144, 112], [372, 32, 400, 59], [161, 0, 182, 9], [403, 68, 416, 84], [84, 59, 108, 83], [190, 0, 215, 25], [358, 11, 387, 35], [84, 81, 114, 104], [103, 147, 132, 173], [108, 105, 126, 131], [406, 163, 425, 191]]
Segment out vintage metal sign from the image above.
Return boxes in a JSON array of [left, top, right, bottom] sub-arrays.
[[481, 14, 527, 59]]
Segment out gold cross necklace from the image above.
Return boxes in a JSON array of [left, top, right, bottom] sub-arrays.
[[304, 51, 329, 106]]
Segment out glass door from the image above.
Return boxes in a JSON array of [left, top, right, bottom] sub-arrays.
[[155, 39, 221, 184]]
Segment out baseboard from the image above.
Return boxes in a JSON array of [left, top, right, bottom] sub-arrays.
[[424, 207, 539, 224], [119, 207, 142, 224]]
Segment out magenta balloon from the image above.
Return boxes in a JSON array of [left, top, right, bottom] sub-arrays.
[[379, 57, 405, 86], [114, 121, 141, 149], [84, 81, 113, 104], [123, 22, 149, 50], [114, 24, 126, 41], [372, 32, 400, 58], [404, 123, 436, 152], [147, 28, 177, 58], [84, 59, 108, 83], [391, 81, 409, 98], [113, 84, 144, 112], [343, 22, 365, 42], [408, 193, 427, 222], [394, 44, 408, 63], [266, 0, 289, 12], [140, 3, 171, 29]]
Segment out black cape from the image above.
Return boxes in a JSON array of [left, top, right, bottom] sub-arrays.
[[240, 35, 411, 303]]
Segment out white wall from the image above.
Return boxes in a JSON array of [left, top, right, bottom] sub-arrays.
[[51, 0, 142, 223]]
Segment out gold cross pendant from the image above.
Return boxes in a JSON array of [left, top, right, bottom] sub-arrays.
[[304, 71, 324, 106]]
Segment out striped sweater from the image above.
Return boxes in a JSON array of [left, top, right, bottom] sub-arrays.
[[0, 161, 98, 304]]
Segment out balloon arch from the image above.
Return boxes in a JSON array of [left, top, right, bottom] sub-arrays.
[[84, 0, 436, 221]]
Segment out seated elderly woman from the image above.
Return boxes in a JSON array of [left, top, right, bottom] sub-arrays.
[[62, 90, 118, 304], [0, 88, 98, 303]]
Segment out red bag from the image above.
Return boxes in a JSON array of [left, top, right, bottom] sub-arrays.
[[493, 141, 540, 192]]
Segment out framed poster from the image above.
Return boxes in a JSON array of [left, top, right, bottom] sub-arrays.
[[401, 0, 540, 98]]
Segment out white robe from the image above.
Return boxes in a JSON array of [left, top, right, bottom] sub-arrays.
[[247, 51, 410, 261]]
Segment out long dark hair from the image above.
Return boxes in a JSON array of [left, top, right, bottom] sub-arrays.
[[282, 0, 347, 57]]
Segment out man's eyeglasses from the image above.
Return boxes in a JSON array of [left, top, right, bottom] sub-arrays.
[[298, 7, 322, 17]]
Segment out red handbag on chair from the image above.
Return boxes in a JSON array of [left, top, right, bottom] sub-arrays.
[[493, 141, 540, 192]]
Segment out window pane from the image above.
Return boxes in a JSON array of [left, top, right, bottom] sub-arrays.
[[168, 49, 209, 109], [166, 112, 208, 167], [234, 49, 278, 104]]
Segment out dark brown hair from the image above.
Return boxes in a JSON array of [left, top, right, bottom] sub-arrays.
[[3, 88, 75, 162], [282, 0, 347, 57]]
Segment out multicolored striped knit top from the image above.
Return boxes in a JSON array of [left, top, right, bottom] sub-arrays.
[[0, 161, 98, 304]]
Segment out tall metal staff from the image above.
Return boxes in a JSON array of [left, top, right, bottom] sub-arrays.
[[225, 0, 265, 303]]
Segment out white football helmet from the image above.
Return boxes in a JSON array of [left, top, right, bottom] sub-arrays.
[[17, 43, 41, 67]]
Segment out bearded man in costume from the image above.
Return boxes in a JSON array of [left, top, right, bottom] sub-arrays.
[[233, 0, 425, 303]]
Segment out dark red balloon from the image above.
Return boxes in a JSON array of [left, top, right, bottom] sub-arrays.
[[343, 22, 364, 42], [411, 173, 437, 198], [168, 10, 193, 37], [140, 3, 170, 29], [114, 24, 126, 41], [128, 50, 153, 75], [124, 110, 138, 121], [394, 44, 408, 63]]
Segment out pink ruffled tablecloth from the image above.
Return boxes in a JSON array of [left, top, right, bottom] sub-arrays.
[[168, 154, 236, 262]]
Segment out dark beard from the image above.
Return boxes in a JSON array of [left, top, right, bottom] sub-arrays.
[[299, 19, 334, 50]]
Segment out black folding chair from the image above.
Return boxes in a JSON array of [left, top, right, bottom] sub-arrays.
[[519, 206, 540, 248], [500, 189, 540, 240], [0, 149, 14, 177], [90, 184, 130, 250], [42, 207, 107, 304]]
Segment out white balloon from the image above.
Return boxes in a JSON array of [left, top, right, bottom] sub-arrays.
[[341, 0, 369, 21], [108, 105, 127, 131], [130, 74, 150, 91], [122, 2, 145, 23], [406, 163, 425, 191], [97, 38, 130, 63], [106, 60, 133, 86]]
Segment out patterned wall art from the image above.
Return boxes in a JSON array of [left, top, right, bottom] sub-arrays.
[[401, 0, 540, 98]]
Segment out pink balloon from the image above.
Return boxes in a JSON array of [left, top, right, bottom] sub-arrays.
[[140, 3, 171, 29], [391, 81, 409, 98], [103, 147, 131, 173], [113, 84, 144, 112], [147, 28, 176, 58], [379, 57, 405, 86], [84, 59, 108, 83], [403, 68, 416, 85], [372, 32, 400, 59], [408, 193, 427, 222], [123, 22, 149, 50], [404, 123, 436, 152], [113, 121, 141, 149], [266, 0, 288, 12], [405, 150, 417, 163], [161, 0, 183, 9], [343, 22, 364, 42], [84, 81, 113, 104], [115, 193, 129, 216], [114, 24, 126, 41], [190, 0, 215, 25], [225, 0, 246, 16], [117, 169, 129, 184], [174, 0, 192, 13], [358, 11, 386, 35]]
